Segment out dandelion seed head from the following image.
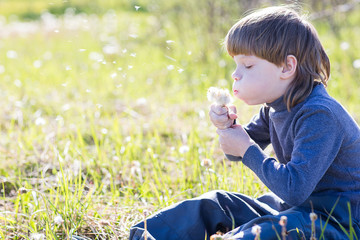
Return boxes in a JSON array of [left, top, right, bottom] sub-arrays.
[[251, 225, 261, 236], [111, 72, 117, 79], [54, 215, 64, 225], [200, 158, 212, 168], [340, 41, 350, 50], [35, 117, 46, 126], [207, 87, 232, 106], [353, 59, 360, 69], [310, 212, 318, 221], [218, 60, 226, 68], [179, 145, 190, 154], [33, 60, 42, 68], [120, 146, 126, 154], [18, 187, 28, 195], [279, 215, 287, 226], [30, 233, 45, 240], [14, 79, 22, 87], [7, 50, 18, 59], [136, 97, 147, 106]]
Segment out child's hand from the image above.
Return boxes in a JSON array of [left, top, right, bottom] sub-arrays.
[[209, 104, 238, 129], [216, 124, 254, 157]]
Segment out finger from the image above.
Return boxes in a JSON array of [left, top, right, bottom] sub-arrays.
[[228, 105, 237, 114], [228, 105, 238, 120], [209, 111, 226, 123], [210, 104, 228, 115]]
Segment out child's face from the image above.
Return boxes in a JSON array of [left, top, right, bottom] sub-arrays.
[[231, 54, 289, 105]]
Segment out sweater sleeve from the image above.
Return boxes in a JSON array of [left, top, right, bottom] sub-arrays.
[[244, 106, 271, 150], [225, 106, 271, 162], [242, 106, 344, 206]]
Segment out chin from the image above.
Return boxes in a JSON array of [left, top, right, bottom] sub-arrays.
[[242, 99, 262, 105]]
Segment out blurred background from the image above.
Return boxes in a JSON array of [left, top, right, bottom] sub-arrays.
[[0, 0, 359, 239]]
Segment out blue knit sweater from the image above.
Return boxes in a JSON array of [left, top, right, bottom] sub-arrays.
[[227, 84, 360, 220]]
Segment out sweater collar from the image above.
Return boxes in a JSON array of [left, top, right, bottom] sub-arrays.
[[266, 83, 324, 112], [266, 95, 288, 112]]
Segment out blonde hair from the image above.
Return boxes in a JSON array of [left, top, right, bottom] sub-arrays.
[[225, 6, 330, 111]]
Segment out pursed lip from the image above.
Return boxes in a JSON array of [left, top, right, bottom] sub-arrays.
[[233, 90, 239, 95]]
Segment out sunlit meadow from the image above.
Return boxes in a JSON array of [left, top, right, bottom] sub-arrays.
[[0, 0, 359, 239]]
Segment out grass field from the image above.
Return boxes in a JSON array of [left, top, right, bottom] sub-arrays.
[[0, 0, 359, 239]]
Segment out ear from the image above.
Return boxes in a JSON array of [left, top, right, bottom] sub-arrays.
[[280, 55, 297, 80]]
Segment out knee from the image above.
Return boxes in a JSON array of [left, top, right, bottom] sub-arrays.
[[199, 190, 228, 200]]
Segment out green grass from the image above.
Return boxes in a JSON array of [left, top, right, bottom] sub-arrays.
[[0, 0, 359, 239]]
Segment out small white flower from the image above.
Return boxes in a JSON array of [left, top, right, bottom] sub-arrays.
[[135, 5, 141, 11], [54, 215, 64, 225]]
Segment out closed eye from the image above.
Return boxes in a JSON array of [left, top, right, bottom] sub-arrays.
[[245, 65, 253, 69]]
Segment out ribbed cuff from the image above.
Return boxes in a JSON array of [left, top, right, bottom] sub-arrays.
[[225, 154, 243, 162]]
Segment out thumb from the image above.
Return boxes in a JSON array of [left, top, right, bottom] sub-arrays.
[[228, 105, 238, 120]]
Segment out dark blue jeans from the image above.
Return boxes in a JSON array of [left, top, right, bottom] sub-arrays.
[[129, 190, 360, 240]]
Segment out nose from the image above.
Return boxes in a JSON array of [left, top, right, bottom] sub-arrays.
[[232, 69, 241, 81]]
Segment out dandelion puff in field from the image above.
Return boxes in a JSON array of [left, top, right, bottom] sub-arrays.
[[179, 145, 190, 154], [54, 215, 64, 225], [251, 225, 261, 240], [30, 233, 45, 240], [207, 87, 232, 106], [200, 158, 212, 168], [340, 41, 350, 50], [353, 59, 360, 69], [18, 187, 28, 195], [310, 212, 318, 221]]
